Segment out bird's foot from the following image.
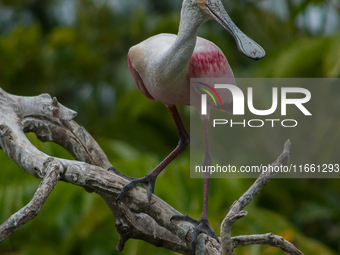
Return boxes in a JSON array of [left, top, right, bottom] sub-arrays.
[[109, 166, 156, 203], [117, 174, 156, 202], [170, 215, 220, 255]]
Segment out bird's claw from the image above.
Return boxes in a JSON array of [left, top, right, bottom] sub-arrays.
[[191, 219, 220, 254], [108, 166, 134, 181], [171, 215, 220, 255], [115, 173, 156, 203], [170, 214, 199, 225]]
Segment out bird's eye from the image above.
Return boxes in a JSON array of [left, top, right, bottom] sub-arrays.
[[196, 0, 206, 10]]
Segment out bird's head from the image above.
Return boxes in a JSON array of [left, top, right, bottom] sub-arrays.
[[188, 0, 266, 60]]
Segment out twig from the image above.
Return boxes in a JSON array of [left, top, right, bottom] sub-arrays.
[[232, 233, 303, 255], [227, 140, 291, 217], [0, 160, 62, 242], [220, 140, 297, 255]]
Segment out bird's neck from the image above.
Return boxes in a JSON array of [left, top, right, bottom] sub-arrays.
[[156, 4, 205, 82]]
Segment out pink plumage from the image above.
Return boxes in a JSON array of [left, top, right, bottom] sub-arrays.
[[188, 38, 233, 79]]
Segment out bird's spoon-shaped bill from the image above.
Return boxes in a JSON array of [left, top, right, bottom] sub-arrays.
[[205, 0, 266, 60]]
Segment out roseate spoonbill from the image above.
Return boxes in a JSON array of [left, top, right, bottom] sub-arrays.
[[111, 0, 265, 252]]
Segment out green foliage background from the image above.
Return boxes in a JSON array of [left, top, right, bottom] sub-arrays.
[[0, 0, 340, 254]]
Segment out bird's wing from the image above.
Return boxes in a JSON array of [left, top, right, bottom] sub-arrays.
[[127, 52, 156, 101], [188, 38, 234, 79], [188, 38, 234, 112]]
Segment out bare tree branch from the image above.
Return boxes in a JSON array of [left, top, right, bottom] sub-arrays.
[[232, 233, 303, 255], [0, 159, 62, 242], [0, 88, 303, 255], [0, 88, 210, 254], [221, 140, 294, 255]]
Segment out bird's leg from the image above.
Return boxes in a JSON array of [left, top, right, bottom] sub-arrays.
[[201, 117, 211, 220], [114, 105, 189, 202], [170, 117, 219, 254], [193, 118, 220, 252]]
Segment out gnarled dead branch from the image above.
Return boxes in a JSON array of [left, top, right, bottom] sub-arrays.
[[0, 88, 303, 255]]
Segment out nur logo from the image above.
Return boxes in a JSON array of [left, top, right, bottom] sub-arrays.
[[199, 84, 312, 116], [196, 82, 223, 115]]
